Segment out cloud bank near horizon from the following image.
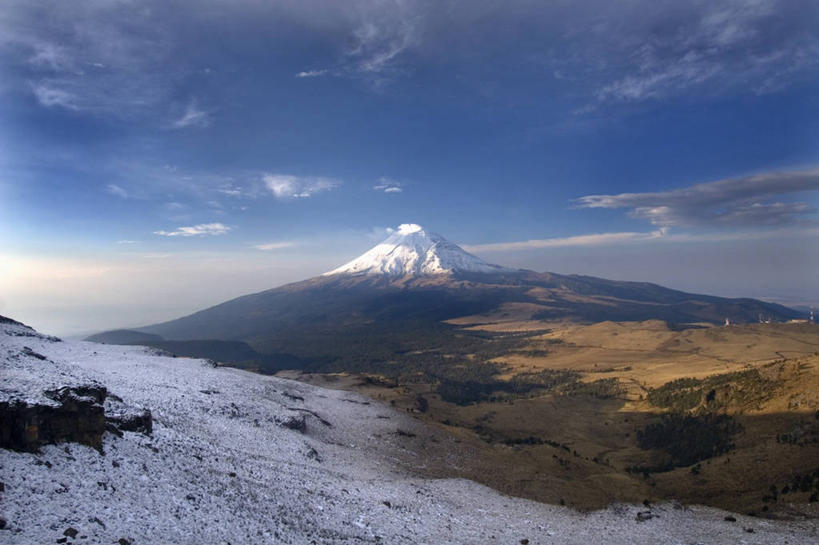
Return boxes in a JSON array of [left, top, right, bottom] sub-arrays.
[[574, 169, 819, 228]]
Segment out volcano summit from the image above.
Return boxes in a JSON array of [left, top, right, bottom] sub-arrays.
[[325, 223, 510, 276]]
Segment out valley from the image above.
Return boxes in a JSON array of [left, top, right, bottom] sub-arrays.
[[281, 320, 819, 516]]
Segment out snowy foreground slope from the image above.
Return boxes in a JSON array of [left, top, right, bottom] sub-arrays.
[[1, 319, 816, 545]]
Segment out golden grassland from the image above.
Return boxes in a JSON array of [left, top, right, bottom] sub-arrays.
[[283, 321, 819, 517]]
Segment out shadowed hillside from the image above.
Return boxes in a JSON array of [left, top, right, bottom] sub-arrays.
[[96, 271, 801, 360]]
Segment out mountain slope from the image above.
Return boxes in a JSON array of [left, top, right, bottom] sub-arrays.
[[133, 273, 798, 343], [4, 317, 817, 543], [89, 226, 800, 367], [84, 329, 163, 344]]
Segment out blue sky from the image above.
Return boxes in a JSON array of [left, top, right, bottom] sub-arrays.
[[1, 0, 818, 335]]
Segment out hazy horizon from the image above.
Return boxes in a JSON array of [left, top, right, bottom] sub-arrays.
[[5, 224, 816, 337]]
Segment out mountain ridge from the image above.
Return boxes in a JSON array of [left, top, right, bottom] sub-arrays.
[[87, 225, 803, 366]]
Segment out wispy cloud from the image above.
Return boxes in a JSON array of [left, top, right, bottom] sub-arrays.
[[575, 169, 819, 227], [583, 0, 819, 105], [28, 42, 74, 71], [465, 226, 819, 253], [31, 84, 77, 109], [3, 0, 175, 120], [349, 17, 416, 76], [263, 174, 339, 200], [154, 223, 231, 237], [295, 69, 329, 78], [172, 100, 210, 129], [105, 183, 129, 199], [464, 230, 668, 252], [116, 240, 140, 244], [294, 0, 420, 88], [253, 241, 296, 251], [373, 177, 403, 193], [466, 167, 819, 254], [217, 185, 246, 197]]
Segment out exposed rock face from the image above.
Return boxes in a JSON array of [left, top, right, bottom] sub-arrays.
[[0, 385, 107, 452], [106, 409, 153, 435], [0, 383, 154, 452], [0, 315, 25, 326], [0, 320, 155, 453]]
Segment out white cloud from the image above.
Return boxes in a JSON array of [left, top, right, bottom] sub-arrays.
[[464, 168, 819, 257], [218, 186, 245, 197], [106, 183, 128, 198], [29, 42, 73, 71], [172, 100, 211, 129], [597, 63, 721, 103], [216, 182, 266, 198], [154, 223, 231, 237], [292, 1, 420, 88], [351, 18, 416, 75], [253, 241, 296, 251], [31, 84, 77, 109], [464, 226, 819, 253], [116, 240, 140, 244], [263, 174, 339, 200], [575, 168, 819, 227], [464, 230, 668, 252], [373, 177, 403, 193], [295, 69, 329, 78]]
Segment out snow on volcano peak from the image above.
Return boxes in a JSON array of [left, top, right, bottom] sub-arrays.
[[324, 224, 509, 276]]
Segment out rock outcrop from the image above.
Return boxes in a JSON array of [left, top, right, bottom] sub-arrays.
[[0, 385, 107, 452], [0, 383, 153, 452]]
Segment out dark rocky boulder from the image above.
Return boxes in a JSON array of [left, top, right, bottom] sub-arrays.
[[279, 413, 307, 432], [0, 385, 107, 452], [106, 409, 153, 435], [1, 382, 154, 452]]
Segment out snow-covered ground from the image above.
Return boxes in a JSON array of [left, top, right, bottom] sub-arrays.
[[1, 317, 816, 544]]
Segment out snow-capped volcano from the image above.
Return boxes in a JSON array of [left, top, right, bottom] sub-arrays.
[[324, 223, 509, 276]]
